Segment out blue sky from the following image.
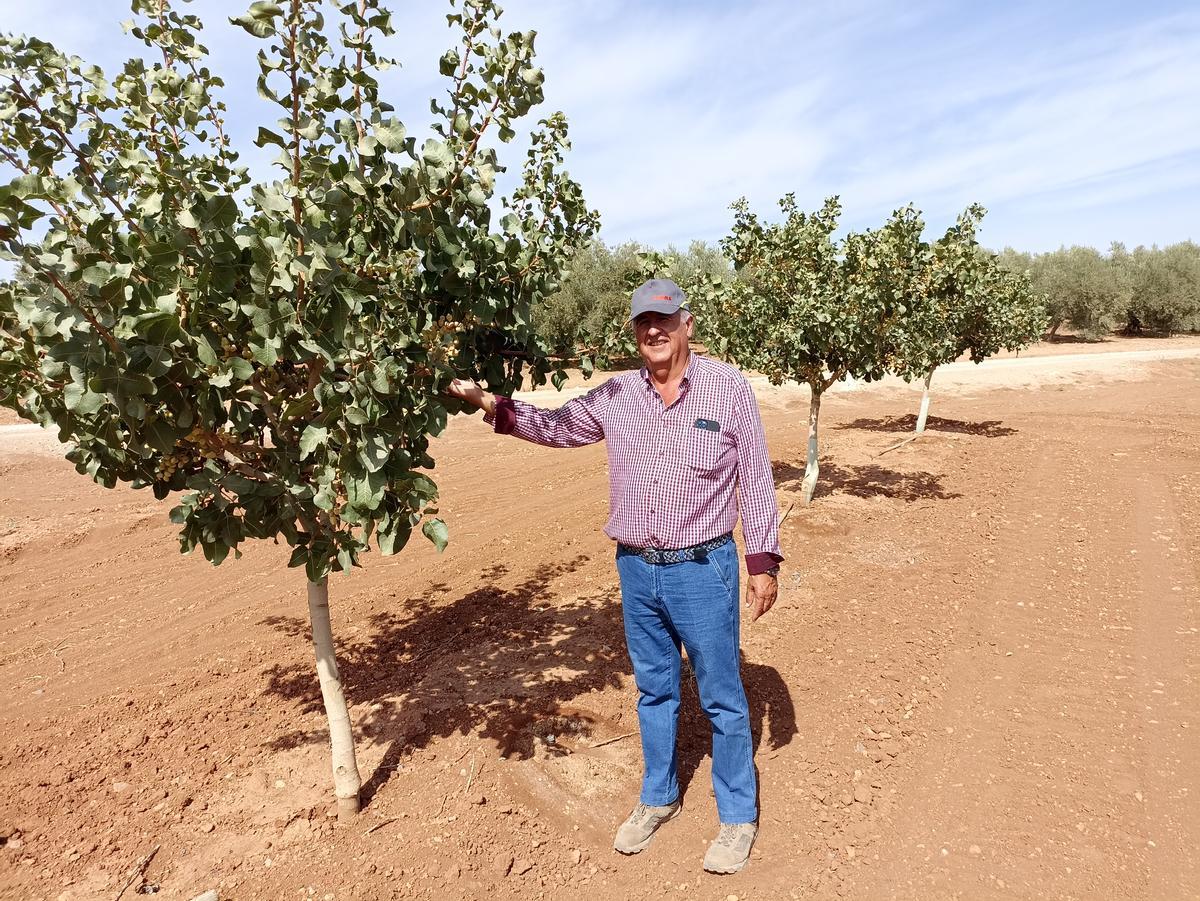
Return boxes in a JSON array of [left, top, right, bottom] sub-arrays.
[[2, 0, 1198, 254]]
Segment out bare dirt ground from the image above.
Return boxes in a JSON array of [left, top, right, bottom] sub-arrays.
[[1, 339, 1197, 901]]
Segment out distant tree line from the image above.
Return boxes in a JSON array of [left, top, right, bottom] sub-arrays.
[[997, 242, 1200, 339], [536, 239, 1199, 360], [531, 240, 732, 369]]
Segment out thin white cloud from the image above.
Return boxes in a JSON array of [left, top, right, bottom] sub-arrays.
[[0, 0, 1196, 259]]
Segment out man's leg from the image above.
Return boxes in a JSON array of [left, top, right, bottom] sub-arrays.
[[615, 547, 683, 808], [662, 540, 757, 825]]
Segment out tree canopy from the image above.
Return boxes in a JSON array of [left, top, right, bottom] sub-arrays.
[[0, 0, 599, 580]]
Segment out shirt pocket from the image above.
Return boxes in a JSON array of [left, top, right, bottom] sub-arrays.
[[687, 428, 732, 478]]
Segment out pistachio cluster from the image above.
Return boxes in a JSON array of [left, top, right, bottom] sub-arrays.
[[153, 442, 202, 481], [220, 335, 254, 361]]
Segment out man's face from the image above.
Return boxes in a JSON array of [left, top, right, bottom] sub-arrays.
[[633, 309, 694, 368]]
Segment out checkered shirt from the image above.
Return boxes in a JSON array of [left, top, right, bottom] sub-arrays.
[[484, 353, 783, 575]]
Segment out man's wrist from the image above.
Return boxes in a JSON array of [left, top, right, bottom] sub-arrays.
[[745, 552, 783, 576]]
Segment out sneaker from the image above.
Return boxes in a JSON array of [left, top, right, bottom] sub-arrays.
[[612, 800, 681, 854], [703, 821, 757, 873]]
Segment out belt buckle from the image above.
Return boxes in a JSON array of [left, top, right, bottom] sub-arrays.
[[639, 546, 657, 564]]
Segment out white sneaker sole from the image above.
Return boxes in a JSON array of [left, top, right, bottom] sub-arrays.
[[703, 857, 750, 874]]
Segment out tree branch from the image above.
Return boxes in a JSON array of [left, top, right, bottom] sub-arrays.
[[287, 2, 307, 309], [8, 79, 149, 245], [34, 264, 122, 355]]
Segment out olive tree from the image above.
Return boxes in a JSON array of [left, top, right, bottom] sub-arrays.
[[533, 239, 734, 371], [1118, 242, 1200, 335], [888, 205, 1045, 433], [1000, 245, 1123, 339], [0, 0, 596, 818], [530, 238, 645, 371], [709, 195, 922, 503]]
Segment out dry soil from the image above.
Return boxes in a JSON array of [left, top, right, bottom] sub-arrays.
[[0, 338, 1197, 901]]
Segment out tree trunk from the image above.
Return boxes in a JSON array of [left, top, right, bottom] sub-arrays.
[[915, 369, 934, 434], [307, 577, 362, 820], [800, 387, 822, 504]]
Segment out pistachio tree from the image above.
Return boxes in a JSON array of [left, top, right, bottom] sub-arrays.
[[887, 205, 1045, 433], [710, 195, 922, 503], [0, 0, 596, 818]]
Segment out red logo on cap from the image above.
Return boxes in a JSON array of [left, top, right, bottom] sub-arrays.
[[652, 294, 673, 301]]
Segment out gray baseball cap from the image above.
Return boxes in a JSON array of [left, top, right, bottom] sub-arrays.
[[628, 278, 688, 322]]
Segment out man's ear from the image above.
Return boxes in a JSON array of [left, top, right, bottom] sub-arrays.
[[685, 315, 695, 339]]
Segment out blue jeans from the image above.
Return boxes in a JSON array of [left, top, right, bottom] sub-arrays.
[[615, 539, 757, 824]]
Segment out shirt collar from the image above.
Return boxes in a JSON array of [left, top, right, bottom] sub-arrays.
[[640, 351, 697, 389]]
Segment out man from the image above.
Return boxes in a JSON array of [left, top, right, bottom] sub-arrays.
[[447, 278, 783, 874]]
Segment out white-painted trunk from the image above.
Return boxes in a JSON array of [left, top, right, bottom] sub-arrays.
[[915, 369, 934, 434], [307, 577, 361, 820], [800, 388, 822, 505]]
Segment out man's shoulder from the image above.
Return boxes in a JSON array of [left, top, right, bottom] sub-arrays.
[[690, 354, 751, 389], [581, 370, 642, 401]]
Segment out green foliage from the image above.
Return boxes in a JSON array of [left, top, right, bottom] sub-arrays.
[[1116, 241, 1200, 335], [997, 245, 1123, 339], [887, 205, 1046, 382], [531, 239, 645, 369], [531, 238, 732, 371], [997, 242, 1200, 338], [704, 194, 921, 393], [0, 0, 598, 579]]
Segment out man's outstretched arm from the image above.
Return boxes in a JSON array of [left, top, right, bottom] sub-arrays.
[[447, 378, 606, 448]]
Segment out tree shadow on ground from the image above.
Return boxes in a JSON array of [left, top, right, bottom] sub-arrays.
[[773, 459, 961, 502], [258, 557, 797, 809], [835, 413, 1016, 437]]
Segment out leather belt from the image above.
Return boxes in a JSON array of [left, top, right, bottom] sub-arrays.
[[619, 532, 733, 565]]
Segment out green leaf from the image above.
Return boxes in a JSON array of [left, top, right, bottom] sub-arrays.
[[203, 195, 239, 229], [281, 394, 315, 422], [255, 127, 287, 149], [358, 431, 390, 472], [376, 518, 411, 556], [89, 367, 155, 397], [144, 418, 184, 454], [421, 139, 454, 170], [231, 2, 283, 37], [299, 424, 327, 460], [63, 381, 105, 415], [132, 310, 183, 345], [375, 119, 407, 152], [256, 188, 291, 214], [345, 469, 386, 510], [140, 193, 164, 216], [247, 1, 284, 18], [421, 517, 449, 553]]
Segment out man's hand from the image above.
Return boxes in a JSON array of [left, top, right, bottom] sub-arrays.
[[446, 378, 495, 415], [746, 572, 778, 622]]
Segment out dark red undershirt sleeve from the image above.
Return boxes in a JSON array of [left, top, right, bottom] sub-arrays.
[[482, 395, 516, 434], [745, 551, 783, 576]]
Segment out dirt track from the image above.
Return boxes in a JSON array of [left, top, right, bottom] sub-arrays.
[[1, 341, 1198, 900]]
